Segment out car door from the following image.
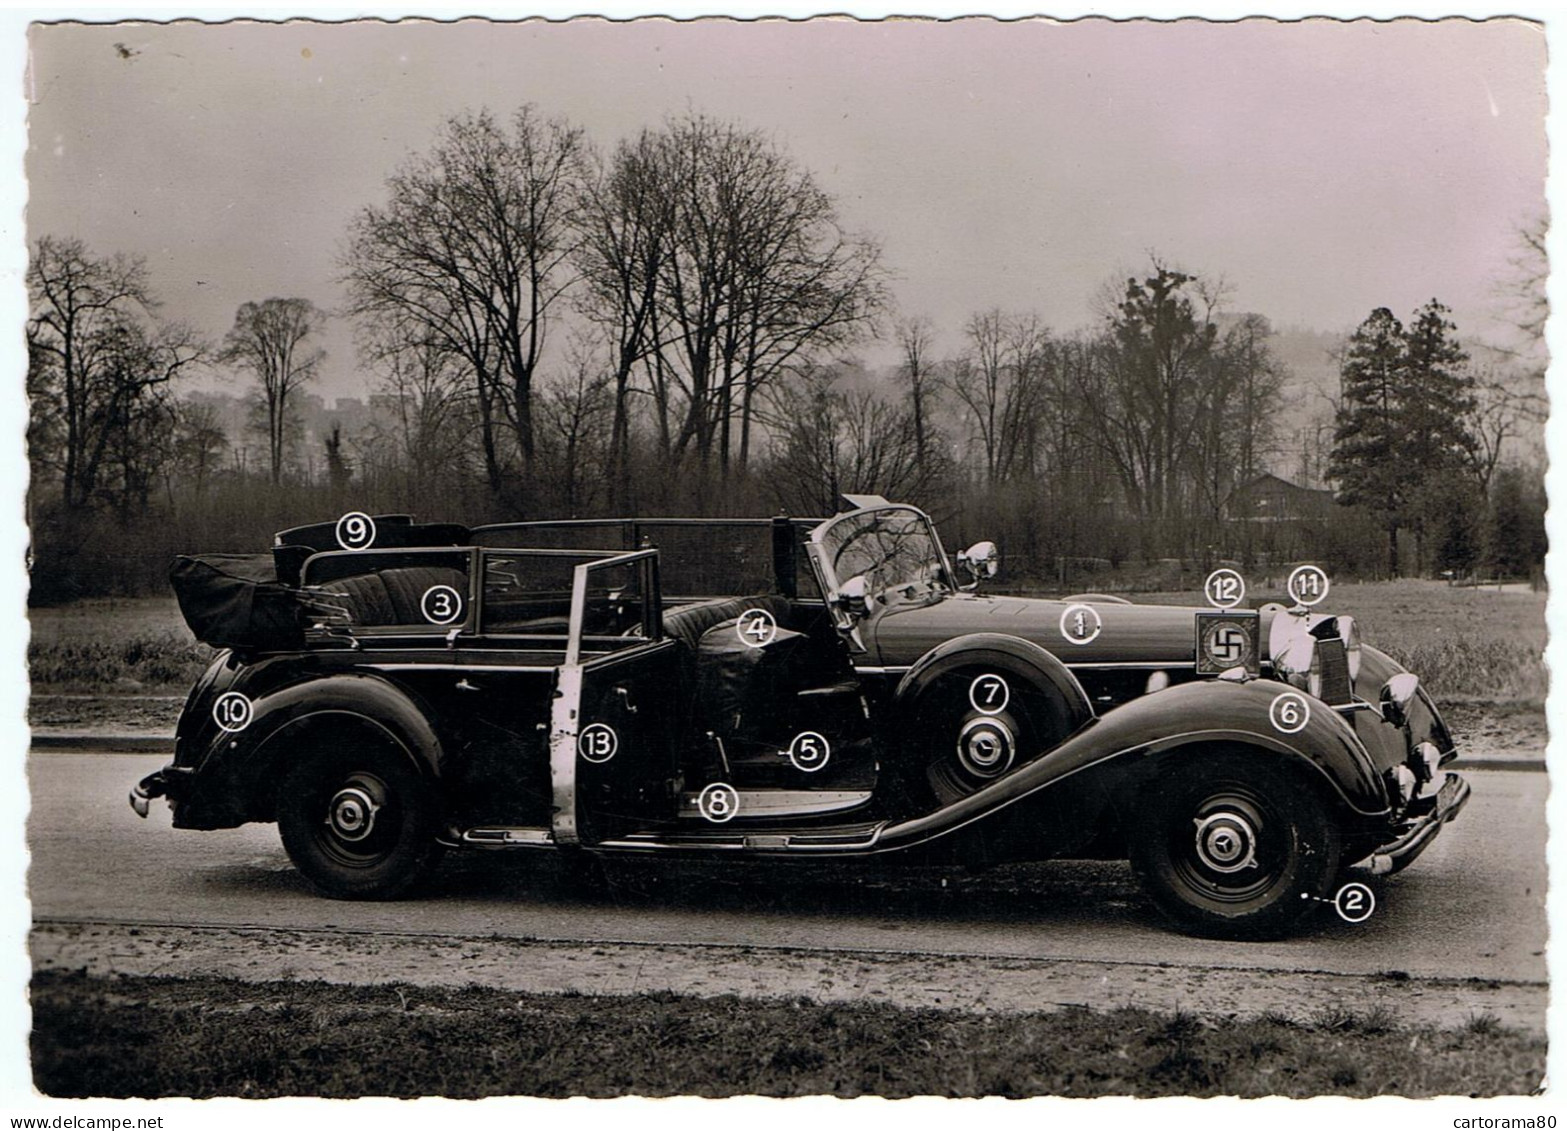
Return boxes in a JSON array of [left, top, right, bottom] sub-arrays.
[[547, 549, 683, 846]]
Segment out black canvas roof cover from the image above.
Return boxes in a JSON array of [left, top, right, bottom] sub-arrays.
[[169, 553, 308, 651]]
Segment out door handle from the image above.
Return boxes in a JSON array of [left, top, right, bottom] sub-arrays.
[[456, 678, 480, 692], [616, 686, 638, 714]]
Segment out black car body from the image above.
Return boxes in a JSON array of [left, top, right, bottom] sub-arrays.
[[132, 497, 1469, 938]]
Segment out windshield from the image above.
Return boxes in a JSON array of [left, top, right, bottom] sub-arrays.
[[813, 506, 952, 606]]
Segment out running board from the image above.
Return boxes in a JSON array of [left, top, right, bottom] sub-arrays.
[[600, 821, 886, 853], [675, 788, 872, 819], [458, 826, 554, 847]]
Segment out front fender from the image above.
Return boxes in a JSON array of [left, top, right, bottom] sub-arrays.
[[892, 631, 1095, 728], [878, 676, 1389, 853], [172, 669, 444, 829]]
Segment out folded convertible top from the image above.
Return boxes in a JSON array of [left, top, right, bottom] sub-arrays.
[[169, 553, 308, 651]]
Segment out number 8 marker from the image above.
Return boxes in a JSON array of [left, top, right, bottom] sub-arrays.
[[698, 782, 740, 823]]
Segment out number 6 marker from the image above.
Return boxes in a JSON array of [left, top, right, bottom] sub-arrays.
[[1269, 691, 1310, 734]]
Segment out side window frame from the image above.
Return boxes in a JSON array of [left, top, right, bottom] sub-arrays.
[[299, 547, 479, 644]]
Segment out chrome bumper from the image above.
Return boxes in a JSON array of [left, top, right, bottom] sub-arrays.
[[129, 764, 187, 819], [1364, 771, 1470, 876]]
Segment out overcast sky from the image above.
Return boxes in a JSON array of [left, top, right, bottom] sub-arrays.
[[23, 16, 1548, 397]]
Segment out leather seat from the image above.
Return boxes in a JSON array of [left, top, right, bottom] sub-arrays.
[[317, 566, 467, 626], [661, 594, 793, 651]]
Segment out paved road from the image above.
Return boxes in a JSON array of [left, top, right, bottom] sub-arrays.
[[27, 753, 1546, 986]]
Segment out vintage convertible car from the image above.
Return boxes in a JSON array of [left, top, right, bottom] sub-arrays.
[[132, 496, 1468, 939]]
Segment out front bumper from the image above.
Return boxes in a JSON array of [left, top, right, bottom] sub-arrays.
[[1362, 771, 1471, 876]]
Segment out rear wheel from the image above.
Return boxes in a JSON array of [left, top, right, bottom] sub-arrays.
[[277, 741, 442, 900], [1130, 750, 1340, 939]]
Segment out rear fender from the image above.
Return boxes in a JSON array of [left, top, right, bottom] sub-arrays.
[[173, 672, 443, 829]]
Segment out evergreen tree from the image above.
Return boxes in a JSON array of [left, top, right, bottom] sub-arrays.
[[1329, 307, 1407, 575], [1329, 301, 1478, 576]]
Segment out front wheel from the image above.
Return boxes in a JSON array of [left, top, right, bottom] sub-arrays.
[[1130, 751, 1341, 940], [277, 741, 443, 900]]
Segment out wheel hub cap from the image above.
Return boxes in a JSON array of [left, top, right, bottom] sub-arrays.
[[327, 786, 379, 842], [956, 716, 1015, 778], [1193, 811, 1258, 873]]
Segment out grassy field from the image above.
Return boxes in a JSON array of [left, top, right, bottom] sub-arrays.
[[30, 969, 1544, 1099], [27, 582, 1548, 704], [28, 597, 209, 693]]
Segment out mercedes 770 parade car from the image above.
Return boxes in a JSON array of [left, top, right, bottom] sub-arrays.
[[132, 495, 1468, 938]]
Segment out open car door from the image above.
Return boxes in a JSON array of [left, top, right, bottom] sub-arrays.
[[548, 549, 683, 846]]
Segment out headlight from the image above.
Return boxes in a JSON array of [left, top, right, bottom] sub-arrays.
[[1268, 611, 1317, 689]]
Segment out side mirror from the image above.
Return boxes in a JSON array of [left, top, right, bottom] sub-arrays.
[[829, 575, 871, 654], [957, 541, 1000, 588], [836, 574, 870, 617]]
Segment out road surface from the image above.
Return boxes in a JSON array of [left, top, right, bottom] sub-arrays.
[[26, 752, 1548, 1026]]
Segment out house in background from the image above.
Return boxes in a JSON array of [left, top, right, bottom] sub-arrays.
[[1225, 472, 1338, 524]]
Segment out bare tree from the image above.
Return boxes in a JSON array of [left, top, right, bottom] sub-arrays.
[[579, 113, 885, 479], [947, 310, 1051, 485], [577, 129, 670, 506], [343, 105, 588, 500], [220, 297, 326, 486], [765, 361, 942, 516], [895, 315, 938, 462], [26, 235, 194, 509]]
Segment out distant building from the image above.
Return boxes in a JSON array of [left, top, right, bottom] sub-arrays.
[[1225, 472, 1337, 523]]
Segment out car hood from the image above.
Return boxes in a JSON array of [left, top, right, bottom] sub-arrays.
[[870, 592, 1248, 668]]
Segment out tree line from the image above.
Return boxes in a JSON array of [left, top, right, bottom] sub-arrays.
[[25, 103, 1546, 601]]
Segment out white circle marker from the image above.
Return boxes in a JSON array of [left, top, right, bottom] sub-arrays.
[[1287, 565, 1330, 607], [335, 511, 377, 552], [1334, 882, 1376, 924], [1059, 603, 1102, 645], [968, 673, 1011, 715], [698, 782, 740, 823], [1204, 568, 1246, 610], [1269, 691, 1311, 734], [736, 608, 778, 649], [577, 723, 619, 764], [212, 691, 253, 733], [421, 584, 464, 626], [787, 731, 832, 773]]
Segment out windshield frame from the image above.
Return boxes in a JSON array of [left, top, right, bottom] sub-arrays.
[[805, 503, 957, 610]]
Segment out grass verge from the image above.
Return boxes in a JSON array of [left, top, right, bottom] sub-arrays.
[[31, 970, 1544, 1099]]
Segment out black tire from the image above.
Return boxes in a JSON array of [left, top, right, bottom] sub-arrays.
[[1129, 750, 1341, 940], [277, 739, 443, 900]]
